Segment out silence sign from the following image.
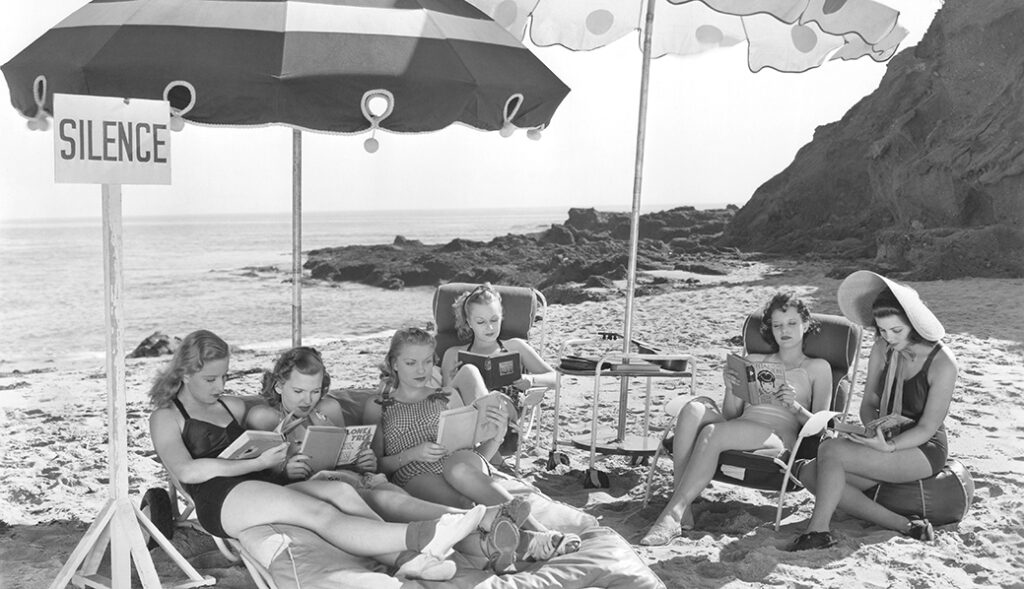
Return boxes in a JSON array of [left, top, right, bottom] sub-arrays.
[[53, 93, 171, 185]]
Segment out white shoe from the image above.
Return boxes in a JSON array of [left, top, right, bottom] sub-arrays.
[[422, 504, 486, 559], [395, 553, 457, 581]]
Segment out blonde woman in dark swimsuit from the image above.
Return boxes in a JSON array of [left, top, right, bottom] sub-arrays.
[[641, 292, 834, 546], [147, 330, 486, 581], [790, 272, 957, 551]]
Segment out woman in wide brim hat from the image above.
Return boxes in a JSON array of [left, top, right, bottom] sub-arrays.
[[789, 271, 958, 551]]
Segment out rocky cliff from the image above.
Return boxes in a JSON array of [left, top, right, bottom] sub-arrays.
[[721, 0, 1024, 279]]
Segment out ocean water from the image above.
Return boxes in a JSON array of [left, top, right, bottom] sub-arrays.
[[0, 207, 569, 367]]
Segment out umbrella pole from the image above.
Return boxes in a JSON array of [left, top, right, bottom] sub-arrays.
[[49, 186, 213, 589], [622, 0, 658, 351], [292, 129, 302, 346], [615, 0, 657, 439]]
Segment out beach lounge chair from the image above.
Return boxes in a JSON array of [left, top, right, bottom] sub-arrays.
[[432, 282, 549, 474], [643, 312, 862, 530]]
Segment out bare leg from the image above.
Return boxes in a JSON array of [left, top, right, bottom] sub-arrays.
[[404, 472, 477, 509], [442, 450, 548, 532], [451, 364, 489, 405], [644, 418, 782, 544], [804, 438, 934, 534], [220, 481, 480, 559], [287, 480, 383, 521], [670, 398, 726, 488]]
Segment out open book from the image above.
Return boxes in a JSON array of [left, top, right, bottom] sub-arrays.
[[458, 350, 522, 390], [726, 353, 787, 406], [299, 424, 377, 472], [218, 430, 284, 460], [831, 414, 915, 440], [436, 392, 511, 452]]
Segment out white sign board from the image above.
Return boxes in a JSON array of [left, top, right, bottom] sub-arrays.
[[53, 93, 171, 185]]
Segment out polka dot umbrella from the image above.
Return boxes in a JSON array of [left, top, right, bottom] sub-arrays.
[[469, 0, 906, 351]]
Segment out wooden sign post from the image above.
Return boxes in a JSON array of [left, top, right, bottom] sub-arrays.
[[46, 94, 213, 589]]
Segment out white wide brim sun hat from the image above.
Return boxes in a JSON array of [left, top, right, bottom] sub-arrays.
[[837, 271, 945, 341]]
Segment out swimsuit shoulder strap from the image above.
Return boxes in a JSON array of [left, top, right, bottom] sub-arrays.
[[217, 398, 241, 426], [172, 397, 190, 420]]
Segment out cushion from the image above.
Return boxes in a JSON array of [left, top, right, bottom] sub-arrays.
[[864, 459, 974, 526], [237, 476, 665, 589]]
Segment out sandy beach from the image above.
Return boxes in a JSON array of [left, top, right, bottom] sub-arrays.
[[1, 260, 1022, 588]]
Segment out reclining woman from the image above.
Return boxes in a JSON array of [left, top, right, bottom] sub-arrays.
[[641, 292, 834, 546], [246, 345, 536, 571], [440, 283, 556, 452], [148, 330, 485, 581], [789, 272, 957, 550], [363, 328, 581, 566]]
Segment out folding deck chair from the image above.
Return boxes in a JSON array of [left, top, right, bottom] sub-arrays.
[[432, 282, 548, 475], [643, 311, 862, 530]]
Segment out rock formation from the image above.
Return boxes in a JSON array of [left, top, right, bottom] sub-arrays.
[[303, 207, 741, 303], [721, 0, 1024, 279]]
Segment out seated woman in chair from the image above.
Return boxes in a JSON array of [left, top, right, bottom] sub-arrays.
[[440, 283, 555, 401], [641, 292, 833, 546], [363, 328, 581, 565], [247, 345, 535, 572], [148, 330, 487, 581], [789, 272, 956, 551]]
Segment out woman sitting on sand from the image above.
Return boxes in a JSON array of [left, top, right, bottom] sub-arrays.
[[440, 283, 556, 452], [148, 329, 485, 581], [640, 292, 834, 546], [789, 272, 957, 551], [247, 345, 534, 572], [363, 327, 581, 565]]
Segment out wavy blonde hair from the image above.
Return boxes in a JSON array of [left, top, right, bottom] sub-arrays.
[[148, 330, 229, 408], [378, 327, 435, 394], [452, 283, 503, 341]]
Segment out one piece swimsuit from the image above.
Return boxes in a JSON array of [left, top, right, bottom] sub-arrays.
[[173, 398, 282, 538], [879, 343, 948, 475], [738, 363, 813, 448]]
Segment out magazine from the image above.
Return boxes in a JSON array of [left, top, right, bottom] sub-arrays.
[[458, 350, 522, 390], [831, 414, 916, 440], [299, 424, 377, 471], [725, 353, 787, 406], [218, 430, 284, 460], [436, 392, 511, 452]]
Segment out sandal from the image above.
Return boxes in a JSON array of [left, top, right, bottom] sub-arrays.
[[481, 497, 531, 533], [521, 531, 582, 562], [394, 552, 457, 581], [905, 518, 934, 541], [787, 531, 837, 551], [480, 518, 520, 573], [639, 520, 683, 546]]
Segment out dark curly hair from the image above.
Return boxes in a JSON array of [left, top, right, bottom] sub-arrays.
[[871, 290, 926, 343], [759, 291, 819, 350], [260, 346, 331, 408]]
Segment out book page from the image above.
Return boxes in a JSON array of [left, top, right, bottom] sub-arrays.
[[472, 392, 509, 444], [299, 425, 347, 472], [218, 430, 284, 460], [336, 425, 376, 466], [436, 405, 478, 452]]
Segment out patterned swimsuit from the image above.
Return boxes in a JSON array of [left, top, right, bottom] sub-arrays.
[[380, 389, 453, 486]]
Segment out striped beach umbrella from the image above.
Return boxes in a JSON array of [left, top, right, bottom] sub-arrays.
[[3, 0, 570, 134]]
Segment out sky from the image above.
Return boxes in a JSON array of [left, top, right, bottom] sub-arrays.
[[0, 0, 940, 220]]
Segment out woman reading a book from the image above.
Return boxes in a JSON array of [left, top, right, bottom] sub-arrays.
[[148, 330, 488, 581], [789, 272, 957, 551], [364, 328, 581, 565], [441, 283, 556, 454], [440, 283, 556, 400], [640, 292, 834, 546]]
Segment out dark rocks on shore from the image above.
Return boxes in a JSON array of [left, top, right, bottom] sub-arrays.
[[304, 206, 738, 301], [128, 332, 181, 359], [721, 0, 1024, 280]]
